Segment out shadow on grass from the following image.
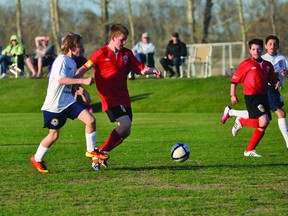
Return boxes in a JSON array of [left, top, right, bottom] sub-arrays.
[[111, 163, 288, 171], [90, 93, 152, 112]]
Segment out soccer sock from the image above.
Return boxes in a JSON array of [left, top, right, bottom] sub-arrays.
[[35, 144, 50, 162], [98, 129, 123, 152], [85, 131, 97, 152], [245, 128, 264, 152], [230, 109, 249, 119], [278, 118, 288, 147], [239, 118, 259, 128]]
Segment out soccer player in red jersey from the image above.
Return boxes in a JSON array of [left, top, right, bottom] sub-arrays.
[[229, 38, 280, 157], [76, 24, 161, 169]]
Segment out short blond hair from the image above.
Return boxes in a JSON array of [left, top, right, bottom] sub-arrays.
[[61, 33, 82, 54], [110, 24, 129, 38]]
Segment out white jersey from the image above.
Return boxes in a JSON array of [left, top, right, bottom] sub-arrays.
[[262, 52, 287, 85], [41, 54, 76, 113]]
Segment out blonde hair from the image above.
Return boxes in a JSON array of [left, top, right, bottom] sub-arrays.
[[110, 24, 129, 38], [61, 33, 83, 54]]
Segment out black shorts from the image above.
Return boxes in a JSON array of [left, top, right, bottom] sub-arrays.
[[245, 94, 271, 120], [106, 105, 132, 123]]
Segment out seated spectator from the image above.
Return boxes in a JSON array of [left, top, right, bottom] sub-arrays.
[[130, 32, 156, 80], [0, 34, 25, 79], [26, 36, 55, 78], [159, 32, 187, 78]]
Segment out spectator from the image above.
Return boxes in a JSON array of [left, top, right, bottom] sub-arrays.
[[0, 34, 25, 79], [130, 32, 156, 80], [26, 36, 55, 78], [159, 32, 187, 78]]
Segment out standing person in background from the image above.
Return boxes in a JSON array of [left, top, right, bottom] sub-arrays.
[[130, 32, 156, 80], [26, 36, 55, 78], [159, 32, 187, 78], [76, 24, 162, 170], [30, 33, 109, 174], [228, 38, 280, 157], [0, 34, 25, 78]]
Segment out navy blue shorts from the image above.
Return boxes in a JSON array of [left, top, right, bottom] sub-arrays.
[[245, 94, 271, 120], [43, 102, 86, 129], [268, 85, 284, 111], [106, 105, 132, 123]]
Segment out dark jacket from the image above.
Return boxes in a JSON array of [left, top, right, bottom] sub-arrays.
[[165, 40, 187, 57]]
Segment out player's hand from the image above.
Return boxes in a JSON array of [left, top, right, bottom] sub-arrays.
[[275, 81, 282, 90], [231, 95, 238, 105], [83, 77, 95, 85], [153, 69, 162, 79], [280, 69, 287, 77]]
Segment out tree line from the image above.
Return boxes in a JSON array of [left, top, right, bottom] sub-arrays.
[[1, 0, 287, 58]]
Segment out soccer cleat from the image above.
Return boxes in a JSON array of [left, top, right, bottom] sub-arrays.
[[244, 150, 262, 157], [232, 117, 242, 137], [99, 158, 109, 168], [30, 155, 49, 174], [91, 157, 100, 171], [221, 105, 231, 124], [85, 149, 110, 160]]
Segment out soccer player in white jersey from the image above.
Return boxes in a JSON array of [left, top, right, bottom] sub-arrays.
[[30, 33, 109, 174], [222, 35, 288, 150]]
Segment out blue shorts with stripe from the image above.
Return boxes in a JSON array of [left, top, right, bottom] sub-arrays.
[[268, 85, 284, 112], [43, 102, 86, 129]]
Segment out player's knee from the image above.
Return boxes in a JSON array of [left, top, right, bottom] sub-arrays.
[[87, 115, 96, 126]]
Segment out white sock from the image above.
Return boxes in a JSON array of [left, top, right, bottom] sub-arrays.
[[230, 109, 249, 119], [278, 118, 288, 147], [86, 131, 97, 152], [34, 144, 50, 162]]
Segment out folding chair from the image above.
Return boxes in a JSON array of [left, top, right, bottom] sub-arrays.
[[187, 45, 212, 78]]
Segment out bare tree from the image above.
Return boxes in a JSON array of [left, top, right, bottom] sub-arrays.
[[187, 0, 196, 44], [101, 0, 109, 44], [127, 0, 135, 46], [16, 0, 22, 41], [50, 0, 60, 53], [237, 0, 246, 58], [270, 0, 276, 35], [202, 0, 213, 43]]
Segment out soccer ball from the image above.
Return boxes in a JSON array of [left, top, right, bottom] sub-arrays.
[[170, 143, 190, 162]]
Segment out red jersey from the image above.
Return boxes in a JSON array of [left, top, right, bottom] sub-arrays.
[[85, 45, 145, 112], [231, 57, 278, 95]]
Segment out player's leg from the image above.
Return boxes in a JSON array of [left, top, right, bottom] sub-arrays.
[[30, 128, 60, 174], [222, 105, 249, 124], [97, 106, 132, 168], [74, 104, 109, 160], [244, 114, 269, 157], [275, 108, 288, 149]]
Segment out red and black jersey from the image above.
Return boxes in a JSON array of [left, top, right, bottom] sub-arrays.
[[85, 45, 145, 112], [231, 57, 279, 95]]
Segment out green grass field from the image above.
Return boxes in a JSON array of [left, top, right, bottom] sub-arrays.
[[1, 77, 288, 215]]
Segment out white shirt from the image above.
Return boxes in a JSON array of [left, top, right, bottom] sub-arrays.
[[132, 41, 156, 54], [262, 52, 287, 85], [41, 54, 76, 113]]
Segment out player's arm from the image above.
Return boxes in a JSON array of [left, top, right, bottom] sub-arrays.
[[141, 67, 162, 79], [75, 59, 94, 78], [58, 77, 94, 86], [230, 82, 238, 105]]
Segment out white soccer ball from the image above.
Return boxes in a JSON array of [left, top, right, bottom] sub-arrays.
[[170, 143, 190, 162]]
